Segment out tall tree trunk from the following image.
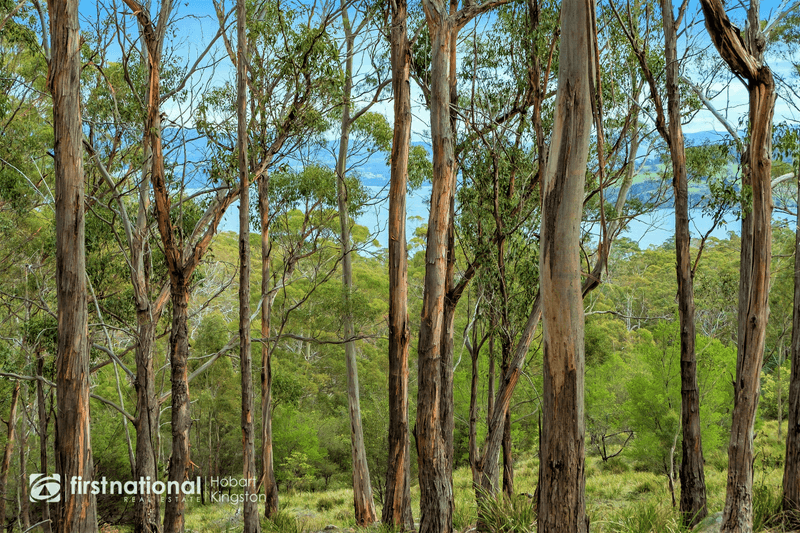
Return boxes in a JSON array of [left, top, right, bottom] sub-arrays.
[[237, 0, 260, 528], [37, 352, 53, 533], [660, 0, 707, 524], [501, 342, 513, 498], [163, 281, 191, 533], [259, 173, 278, 518], [417, 1, 507, 530], [0, 383, 19, 530], [783, 171, 800, 510], [383, 0, 414, 526], [537, 0, 593, 530], [336, 11, 376, 524], [134, 315, 161, 533], [700, 2, 775, 531], [416, 11, 457, 530], [47, 0, 99, 530], [19, 405, 29, 531], [778, 343, 783, 439]]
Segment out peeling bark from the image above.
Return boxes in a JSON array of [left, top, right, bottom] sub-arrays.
[[48, 0, 99, 530], [383, 0, 414, 526], [536, 0, 594, 530], [700, 1, 775, 531]]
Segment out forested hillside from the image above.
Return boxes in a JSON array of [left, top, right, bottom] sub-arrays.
[[1, 0, 799, 532]]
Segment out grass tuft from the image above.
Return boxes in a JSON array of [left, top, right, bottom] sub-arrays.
[[476, 491, 536, 533]]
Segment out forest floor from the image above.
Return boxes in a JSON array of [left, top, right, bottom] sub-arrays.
[[98, 420, 793, 533]]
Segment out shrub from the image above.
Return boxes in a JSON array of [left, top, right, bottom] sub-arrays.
[[316, 496, 345, 512], [753, 481, 783, 532], [599, 456, 630, 475], [263, 511, 309, 533]]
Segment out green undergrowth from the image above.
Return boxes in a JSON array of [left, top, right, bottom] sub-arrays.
[[94, 421, 794, 533]]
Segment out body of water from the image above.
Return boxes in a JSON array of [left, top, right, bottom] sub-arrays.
[[217, 184, 793, 251]]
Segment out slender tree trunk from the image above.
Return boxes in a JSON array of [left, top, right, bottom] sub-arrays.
[[47, 0, 99, 530], [336, 12, 376, 524], [134, 315, 161, 533], [237, 0, 260, 528], [477, 301, 542, 504], [660, 0, 707, 524], [383, 0, 414, 526], [259, 172, 279, 518], [700, 2, 775, 531], [537, 0, 593, 529], [779, 343, 783, 439], [501, 342, 513, 498], [469, 330, 481, 489], [162, 279, 191, 533], [19, 406, 29, 531], [0, 383, 19, 530], [783, 171, 800, 511], [36, 352, 52, 533], [486, 337, 498, 490]]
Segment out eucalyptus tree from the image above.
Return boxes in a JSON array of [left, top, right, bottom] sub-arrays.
[[412, 0, 565, 526], [0, 17, 54, 531], [81, 37, 165, 533], [537, 0, 595, 529], [610, 0, 709, 524], [78, 3, 231, 528], [699, 0, 779, 530], [458, 0, 645, 516], [114, 0, 249, 529], [772, 14, 800, 514], [47, 0, 99, 531], [383, 0, 414, 525], [0, 383, 19, 530], [201, 0, 346, 516], [454, 0, 559, 501], [783, 124, 800, 511], [235, 0, 259, 529], [329, 0, 392, 522]]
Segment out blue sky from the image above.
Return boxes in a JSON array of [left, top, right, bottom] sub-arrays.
[[77, 0, 799, 138]]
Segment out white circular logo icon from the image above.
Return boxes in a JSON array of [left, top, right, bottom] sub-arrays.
[[30, 474, 61, 502]]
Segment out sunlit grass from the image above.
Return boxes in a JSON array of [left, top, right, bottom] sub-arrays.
[[170, 422, 793, 532]]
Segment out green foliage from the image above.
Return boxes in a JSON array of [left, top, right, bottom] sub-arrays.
[[752, 480, 783, 532], [476, 491, 536, 533], [280, 450, 318, 491], [760, 357, 791, 420], [408, 144, 433, 189], [607, 500, 686, 533], [262, 511, 310, 533], [352, 112, 392, 154], [271, 165, 366, 219], [273, 406, 329, 491], [621, 322, 735, 473], [193, 312, 233, 356], [315, 495, 345, 512]]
